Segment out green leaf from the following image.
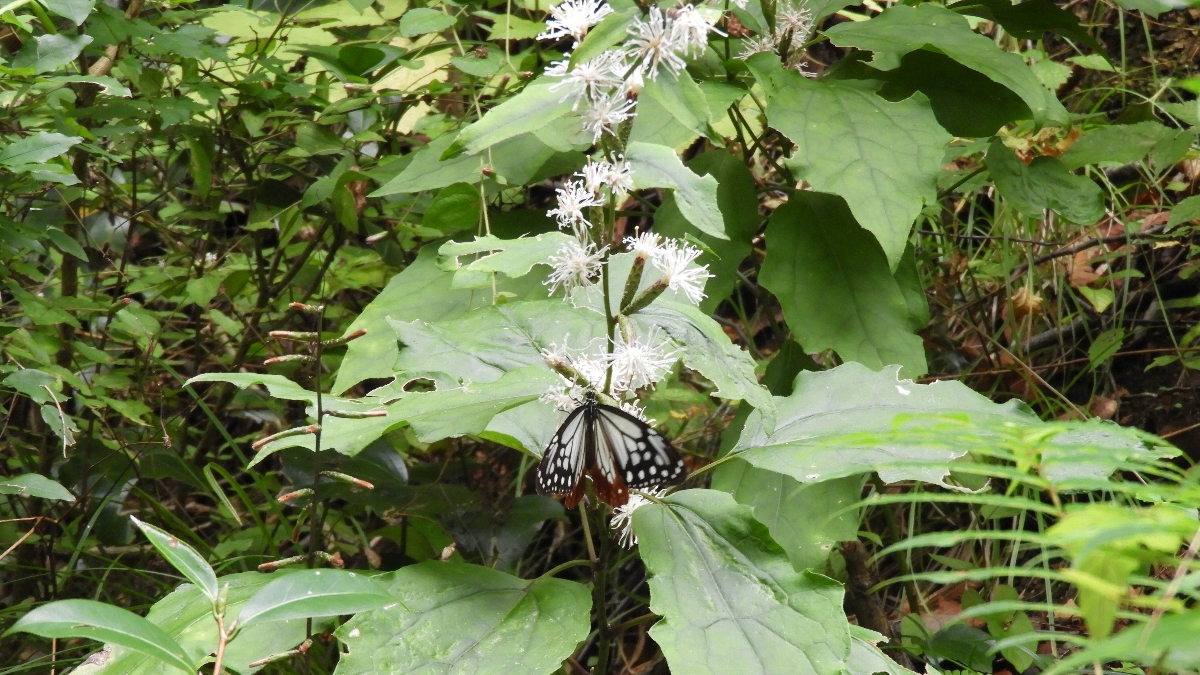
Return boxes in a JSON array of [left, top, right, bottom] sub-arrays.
[[1059, 121, 1198, 169], [824, 3, 1068, 126], [2, 367, 58, 403], [731, 362, 1168, 489], [1168, 194, 1200, 230], [437, 233, 575, 288], [40, 404, 79, 445], [451, 79, 575, 156], [1042, 609, 1200, 675], [627, 141, 726, 239], [634, 489, 852, 675], [6, 600, 194, 674], [185, 372, 319, 405], [986, 140, 1104, 224], [41, 0, 96, 25], [46, 75, 132, 98], [927, 624, 995, 672], [44, 226, 88, 261], [711, 465, 865, 572], [653, 150, 760, 313], [1088, 327, 1127, 370], [633, 301, 776, 419], [0, 473, 75, 501], [949, 0, 1105, 55], [399, 7, 456, 37], [334, 561, 591, 675], [1109, 0, 1193, 18], [185, 134, 214, 200], [373, 133, 560, 195], [760, 192, 927, 377], [130, 517, 218, 603], [236, 569, 390, 630], [332, 246, 543, 394], [480, 12, 546, 41], [12, 34, 94, 73], [292, 121, 344, 156], [847, 628, 919, 675], [422, 183, 481, 233], [0, 132, 83, 166], [89, 571, 329, 674], [749, 55, 950, 268], [643, 71, 715, 140]]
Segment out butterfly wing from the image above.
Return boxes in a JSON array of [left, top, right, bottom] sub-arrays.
[[536, 407, 588, 502], [595, 404, 686, 492]]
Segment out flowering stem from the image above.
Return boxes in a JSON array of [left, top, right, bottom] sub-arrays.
[[538, 558, 595, 580], [619, 255, 646, 310], [578, 502, 598, 563], [590, 507, 616, 675], [620, 278, 668, 315]]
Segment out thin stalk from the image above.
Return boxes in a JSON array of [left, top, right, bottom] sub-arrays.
[[591, 507, 615, 675]]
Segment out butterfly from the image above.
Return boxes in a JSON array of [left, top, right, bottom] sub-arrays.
[[536, 390, 686, 508]]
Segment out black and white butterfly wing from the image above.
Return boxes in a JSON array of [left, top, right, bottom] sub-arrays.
[[594, 404, 686, 491], [535, 406, 588, 503]]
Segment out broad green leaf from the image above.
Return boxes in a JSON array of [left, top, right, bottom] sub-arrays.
[[236, 570, 390, 629], [185, 134, 214, 200], [130, 517, 218, 603], [0, 132, 82, 167], [627, 141, 726, 239], [0, 473, 75, 501], [399, 7, 456, 37], [847, 628, 919, 675], [731, 362, 1168, 489], [654, 150, 760, 313], [12, 34, 94, 73], [186, 372, 319, 405], [6, 600, 194, 674], [825, 3, 1068, 126], [480, 12, 546, 41], [760, 192, 927, 377], [90, 571, 328, 675], [949, 0, 1105, 55], [332, 246, 544, 394], [986, 140, 1104, 224], [41, 0, 95, 24], [894, 243, 930, 331], [437, 232, 575, 288], [927, 624, 995, 672], [1059, 121, 1198, 169], [334, 561, 590, 675], [2, 367, 58, 403], [749, 55, 950, 268], [633, 301, 776, 420], [422, 183, 480, 233], [1167, 194, 1200, 230], [45, 226, 87, 260], [451, 79, 575, 156], [630, 90, 698, 148], [372, 133, 560, 195], [634, 489, 852, 675], [711, 464, 865, 572], [643, 71, 715, 140]]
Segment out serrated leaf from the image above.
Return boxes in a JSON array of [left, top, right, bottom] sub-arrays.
[[634, 489, 852, 675], [986, 140, 1104, 224], [334, 561, 590, 675], [0, 474, 75, 501], [398, 7, 456, 37], [6, 600, 194, 674], [12, 34, 94, 73], [236, 569, 390, 629], [437, 233, 575, 288], [627, 141, 726, 239], [130, 517, 218, 602], [825, 3, 1068, 126], [749, 55, 950, 268], [761, 192, 927, 377], [1167, 194, 1200, 230]]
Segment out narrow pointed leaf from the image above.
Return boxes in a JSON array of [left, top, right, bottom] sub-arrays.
[[235, 570, 391, 630], [131, 517, 218, 602]]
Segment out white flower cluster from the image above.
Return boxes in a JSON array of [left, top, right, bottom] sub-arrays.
[[622, 232, 713, 305], [609, 487, 667, 548], [539, 328, 676, 409], [540, 2, 721, 141], [544, 156, 634, 292], [738, 0, 815, 75]]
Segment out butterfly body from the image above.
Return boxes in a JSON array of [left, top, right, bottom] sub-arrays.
[[536, 391, 686, 508]]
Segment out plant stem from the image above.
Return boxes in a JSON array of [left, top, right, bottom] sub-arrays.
[[591, 507, 614, 675]]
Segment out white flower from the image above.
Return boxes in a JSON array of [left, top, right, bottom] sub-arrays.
[[610, 326, 675, 391], [610, 487, 667, 548], [623, 231, 666, 260], [544, 56, 572, 78], [548, 179, 604, 236], [581, 90, 636, 141], [549, 51, 627, 107], [540, 376, 586, 412], [627, 7, 689, 80], [738, 33, 777, 60], [670, 4, 720, 57], [546, 240, 607, 295], [776, 1, 814, 45], [578, 157, 635, 198], [651, 240, 712, 304], [538, 0, 614, 44]]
